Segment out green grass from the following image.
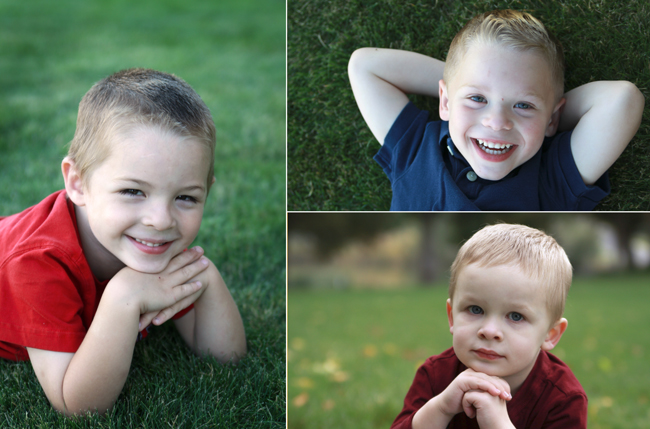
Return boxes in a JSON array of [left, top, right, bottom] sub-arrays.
[[288, 274, 650, 429], [0, 0, 285, 427], [288, 0, 650, 210]]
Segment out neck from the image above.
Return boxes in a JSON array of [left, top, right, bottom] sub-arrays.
[[74, 204, 125, 281]]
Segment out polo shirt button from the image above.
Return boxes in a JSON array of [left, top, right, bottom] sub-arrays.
[[466, 171, 478, 182]]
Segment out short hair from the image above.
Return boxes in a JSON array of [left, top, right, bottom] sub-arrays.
[[68, 68, 216, 192], [449, 223, 572, 323], [444, 9, 565, 101]]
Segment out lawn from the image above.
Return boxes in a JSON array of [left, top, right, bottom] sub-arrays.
[[287, 0, 650, 210], [0, 0, 286, 427], [288, 274, 650, 429]]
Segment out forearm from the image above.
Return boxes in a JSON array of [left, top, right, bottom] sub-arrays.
[[411, 395, 455, 429], [559, 80, 644, 184], [61, 290, 139, 415], [192, 269, 246, 363], [350, 48, 445, 97], [559, 80, 644, 132]]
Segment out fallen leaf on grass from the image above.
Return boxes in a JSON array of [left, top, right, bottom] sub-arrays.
[[293, 392, 309, 408], [363, 344, 378, 358], [322, 399, 335, 410], [330, 371, 350, 383], [296, 377, 314, 389]]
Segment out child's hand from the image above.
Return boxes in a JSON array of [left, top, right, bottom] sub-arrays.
[[462, 389, 515, 429], [437, 368, 511, 418], [108, 246, 209, 323]]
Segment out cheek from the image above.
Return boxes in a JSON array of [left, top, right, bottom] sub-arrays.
[[519, 118, 548, 145], [179, 209, 204, 238]]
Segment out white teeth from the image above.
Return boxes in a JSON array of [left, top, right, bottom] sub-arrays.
[[134, 238, 166, 247], [476, 139, 513, 155], [477, 138, 512, 150]]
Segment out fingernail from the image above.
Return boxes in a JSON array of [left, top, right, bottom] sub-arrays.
[[195, 281, 202, 288], [153, 318, 160, 324], [194, 246, 203, 253], [138, 322, 142, 330], [201, 257, 209, 265]]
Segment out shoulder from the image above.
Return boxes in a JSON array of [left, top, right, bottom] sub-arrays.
[[540, 351, 586, 398], [510, 351, 587, 428], [415, 348, 464, 389], [375, 102, 446, 182], [0, 190, 89, 280], [539, 131, 610, 210]]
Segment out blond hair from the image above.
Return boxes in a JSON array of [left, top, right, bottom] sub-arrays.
[[68, 68, 216, 192], [444, 9, 565, 100], [449, 223, 572, 323]]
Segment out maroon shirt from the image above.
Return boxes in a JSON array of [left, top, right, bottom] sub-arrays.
[[392, 348, 587, 429]]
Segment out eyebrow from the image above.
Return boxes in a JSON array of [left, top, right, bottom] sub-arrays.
[[116, 178, 206, 193]]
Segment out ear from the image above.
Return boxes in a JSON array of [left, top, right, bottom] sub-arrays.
[[544, 97, 566, 137], [541, 317, 568, 351], [446, 299, 454, 335], [439, 79, 450, 121], [62, 157, 87, 206]]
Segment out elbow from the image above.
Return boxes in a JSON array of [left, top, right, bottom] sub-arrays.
[[348, 47, 374, 77], [210, 338, 247, 365], [617, 81, 645, 121]]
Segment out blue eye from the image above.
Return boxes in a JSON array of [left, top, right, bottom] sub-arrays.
[[514, 102, 532, 109], [469, 305, 483, 315], [509, 312, 524, 322], [470, 95, 486, 103]]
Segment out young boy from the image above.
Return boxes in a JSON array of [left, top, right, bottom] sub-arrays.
[[348, 9, 644, 211], [0, 69, 247, 416], [391, 223, 585, 428]]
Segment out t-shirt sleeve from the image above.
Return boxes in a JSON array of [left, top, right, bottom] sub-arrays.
[[0, 247, 89, 354], [540, 130, 610, 210], [374, 102, 432, 183], [391, 360, 436, 429]]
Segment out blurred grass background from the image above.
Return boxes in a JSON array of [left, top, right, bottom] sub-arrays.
[[288, 277, 650, 429], [0, 0, 285, 427], [287, 0, 650, 210]]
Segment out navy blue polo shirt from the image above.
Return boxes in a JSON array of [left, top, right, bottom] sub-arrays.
[[374, 102, 610, 211]]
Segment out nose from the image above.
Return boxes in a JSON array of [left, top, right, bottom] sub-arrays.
[[477, 318, 503, 341], [481, 104, 513, 131], [142, 199, 176, 231]]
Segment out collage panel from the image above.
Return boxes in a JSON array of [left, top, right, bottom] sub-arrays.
[[288, 213, 650, 428], [288, 0, 648, 211], [0, 0, 285, 427]]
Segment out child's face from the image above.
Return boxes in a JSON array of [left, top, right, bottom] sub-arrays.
[[439, 43, 565, 181], [447, 262, 563, 393], [74, 126, 211, 275]]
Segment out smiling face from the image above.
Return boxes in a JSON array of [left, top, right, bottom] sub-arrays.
[[439, 43, 565, 181], [447, 262, 566, 394], [65, 125, 212, 279]]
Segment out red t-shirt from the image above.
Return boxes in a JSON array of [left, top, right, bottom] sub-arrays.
[[0, 190, 192, 361], [391, 347, 587, 429]]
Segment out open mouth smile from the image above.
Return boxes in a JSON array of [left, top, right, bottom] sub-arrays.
[[471, 138, 517, 162], [474, 138, 514, 155]]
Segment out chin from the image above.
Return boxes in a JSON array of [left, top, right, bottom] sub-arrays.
[[473, 166, 512, 182], [125, 257, 171, 274]]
